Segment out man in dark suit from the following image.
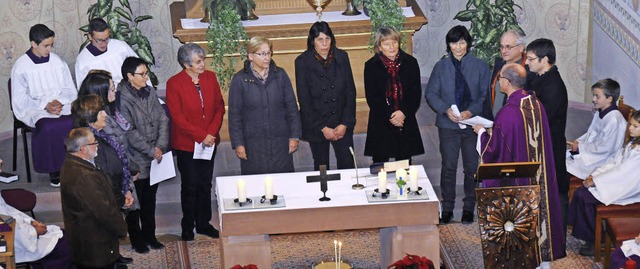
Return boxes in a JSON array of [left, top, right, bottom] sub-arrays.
[[60, 128, 128, 269], [525, 38, 569, 226]]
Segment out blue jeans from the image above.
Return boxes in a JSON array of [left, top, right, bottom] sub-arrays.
[[438, 127, 478, 213]]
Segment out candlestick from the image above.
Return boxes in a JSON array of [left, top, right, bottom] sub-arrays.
[[265, 176, 274, 200], [626, 258, 637, 269], [237, 179, 247, 203], [338, 241, 342, 267], [378, 169, 387, 193], [334, 240, 338, 269], [396, 168, 407, 180], [409, 166, 418, 190]]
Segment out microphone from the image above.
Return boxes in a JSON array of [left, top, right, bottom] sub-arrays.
[[349, 146, 364, 190]]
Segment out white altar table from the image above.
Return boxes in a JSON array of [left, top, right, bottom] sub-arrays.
[[215, 166, 440, 269]]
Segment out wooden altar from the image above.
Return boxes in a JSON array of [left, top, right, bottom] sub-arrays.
[[170, 0, 428, 140]]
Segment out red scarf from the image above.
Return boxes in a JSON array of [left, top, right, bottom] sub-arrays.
[[380, 53, 403, 110]]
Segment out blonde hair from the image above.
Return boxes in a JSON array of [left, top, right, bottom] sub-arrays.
[[373, 27, 402, 54], [246, 36, 272, 54]]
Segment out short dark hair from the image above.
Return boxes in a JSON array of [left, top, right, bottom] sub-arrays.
[[591, 78, 621, 103], [526, 38, 556, 64], [445, 25, 472, 53], [72, 94, 104, 128], [29, 24, 55, 45], [121, 57, 148, 82], [306, 21, 336, 51], [78, 70, 112, 107], [88, 18, 110, 35]]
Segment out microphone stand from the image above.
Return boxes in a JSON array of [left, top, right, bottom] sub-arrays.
[[350, 146, 365, 189]]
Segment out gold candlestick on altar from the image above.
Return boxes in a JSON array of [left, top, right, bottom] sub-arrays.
[[306, 0, 333, 21]]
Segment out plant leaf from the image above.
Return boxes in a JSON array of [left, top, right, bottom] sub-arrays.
[[118, 0, 131, 11], [78, 24, 90, 33], [134, 15, 153, 23], [454, 10, 475, 21], [114, 7, 132, 21]]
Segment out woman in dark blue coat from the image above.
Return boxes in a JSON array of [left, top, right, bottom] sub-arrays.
[[294, 21, 356, 170]]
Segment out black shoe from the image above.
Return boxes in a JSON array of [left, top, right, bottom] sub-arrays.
[[147, 240, 165, 250], [461, 211, 474, 224], [117, 255, 133, 264], [49, 173, 61, 187], [196, 225, 220, 238], [182, 230, 195, 241], [439, 211, 453, 224], [132, 244, 149, 254], [579, 242, 594, 256]]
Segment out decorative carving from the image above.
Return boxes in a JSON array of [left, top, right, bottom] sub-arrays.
[[476, 186, 540, 269]]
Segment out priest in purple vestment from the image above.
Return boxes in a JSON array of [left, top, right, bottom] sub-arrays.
[[473, 63, 566, 261]]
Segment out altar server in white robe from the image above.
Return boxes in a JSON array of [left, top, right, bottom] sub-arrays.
[[567, 110, 640, 256], [11, 24, 76, 187], [75, 18, 141, 88], [566, 78, 627, 179]]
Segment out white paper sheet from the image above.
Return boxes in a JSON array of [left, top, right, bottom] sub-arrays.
[[150, 151, 176, 185], [193, 142, 215, 160], [450, 105, 467, 129], [621, 238, 640, 258], [459, 116, 493, 128]]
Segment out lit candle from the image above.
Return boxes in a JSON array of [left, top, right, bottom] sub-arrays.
[[378, 169, 387, 193], [338, 241, 342, 267], [409, 166, 418, 191], [237, 179, 247, 203], [264, 176, 274, 200], [334, 240, 338, 269], [396, 168, 407, 180]]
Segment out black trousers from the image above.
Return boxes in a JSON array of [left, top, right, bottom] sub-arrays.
[[175, 149, 215, 232], [75, 262, 117, 269], [308, 129, 355, 171], [127, 177, 159, 245]]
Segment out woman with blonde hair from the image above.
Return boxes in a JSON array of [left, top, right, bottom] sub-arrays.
[[229, 36, 301, 175]]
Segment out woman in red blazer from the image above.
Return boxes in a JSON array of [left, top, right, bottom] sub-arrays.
[[166, 43, 225, 241]]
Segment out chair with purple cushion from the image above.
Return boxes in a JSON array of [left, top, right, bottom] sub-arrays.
[[1, 188, 36, 218]]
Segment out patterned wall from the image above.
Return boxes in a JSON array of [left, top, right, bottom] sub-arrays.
[[0, 0, 592, 135]]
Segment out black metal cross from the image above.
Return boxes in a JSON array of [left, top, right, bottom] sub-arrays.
[[306, 165, 341, 201]]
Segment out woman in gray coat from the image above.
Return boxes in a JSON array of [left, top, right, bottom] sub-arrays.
[[117, 57, 169, 253], [229, 36, 301, 175]]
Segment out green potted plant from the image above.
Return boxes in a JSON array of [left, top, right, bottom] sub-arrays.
[[363, 0, 406, 49], [205, 0, 258, 21], [79, 0, 158, 86], [454, 0, 524, 68], [206, 0, 249, 92]]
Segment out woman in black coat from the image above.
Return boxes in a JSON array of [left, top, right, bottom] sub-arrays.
[[364, 27, 424, 163], [295, 21, 357, 170]]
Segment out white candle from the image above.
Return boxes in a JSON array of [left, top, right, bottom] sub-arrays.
[[378, 169, 387, 193], [334, 240, 338, 269], [338, 241, 342, 266], [264, 176, 274, 199], [396, 168, 407, 180], [409, 166, 418, 190], [237, 179, 247, 203]]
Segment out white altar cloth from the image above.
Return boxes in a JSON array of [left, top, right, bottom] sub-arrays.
[[181, 7, 415, 29], [215, 165, 438, 231]]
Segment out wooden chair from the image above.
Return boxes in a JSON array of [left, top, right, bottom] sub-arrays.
[[7, 79, 32, 183], [603, 217, 640, 268], [0, 189, 36, 218], [594, 202, 640, 262], [568, 96, 636, 202]]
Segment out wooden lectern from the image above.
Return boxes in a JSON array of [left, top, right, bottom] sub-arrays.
[[475, 162, 541, 269]]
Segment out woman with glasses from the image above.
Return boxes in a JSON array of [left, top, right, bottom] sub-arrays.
[[166, 43, 225, 241], [295, 21, 356, 171], [228, 36, 301, 175], [118, 56, 169, 253], [71, 94, 136, 265]]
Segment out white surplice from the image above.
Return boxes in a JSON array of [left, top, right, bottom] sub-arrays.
[[566, 109, 627, 179], [74, 38, 138, 88], [0, 197, 63, 263], [10, 52, 77, 127], [589, 143, 640, 205]]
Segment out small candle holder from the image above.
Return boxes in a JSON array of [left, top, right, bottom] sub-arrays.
[[260, 195, 279, 205], [233, 198, 252, 207], [372, 188, 390, 199], [408, 186, 423, 195]]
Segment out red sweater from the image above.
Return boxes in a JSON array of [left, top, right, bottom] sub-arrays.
[[166, 70, 225, 152]]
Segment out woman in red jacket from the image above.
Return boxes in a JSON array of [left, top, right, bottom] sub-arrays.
[[166, 43, 225, 241]]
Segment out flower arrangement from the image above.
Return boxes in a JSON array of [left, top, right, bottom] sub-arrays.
[[387, 254, 434, 269], [230, 264, 258, 269]]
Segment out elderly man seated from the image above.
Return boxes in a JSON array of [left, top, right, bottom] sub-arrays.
[[0, 161, 73, 268]]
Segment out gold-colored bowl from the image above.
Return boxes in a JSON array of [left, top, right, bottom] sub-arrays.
[[305, 0, 334, 20]]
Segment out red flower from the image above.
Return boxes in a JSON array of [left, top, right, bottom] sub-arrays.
[[230, 264, 258, 269], [387, 254, 435, 269]]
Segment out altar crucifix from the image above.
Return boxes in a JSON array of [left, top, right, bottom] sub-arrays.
[[306, 165, 341, 201]]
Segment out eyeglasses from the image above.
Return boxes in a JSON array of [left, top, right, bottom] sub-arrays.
[[527, 57, 539, 62], [134, 71, 150, 77], [110, 84, 117, 93], [85, 142, 99, 147], [498, 75, 511, 82], [253, 51, 272, 58], [91, 37, 110, 45], [499, 44, 519, 51]]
